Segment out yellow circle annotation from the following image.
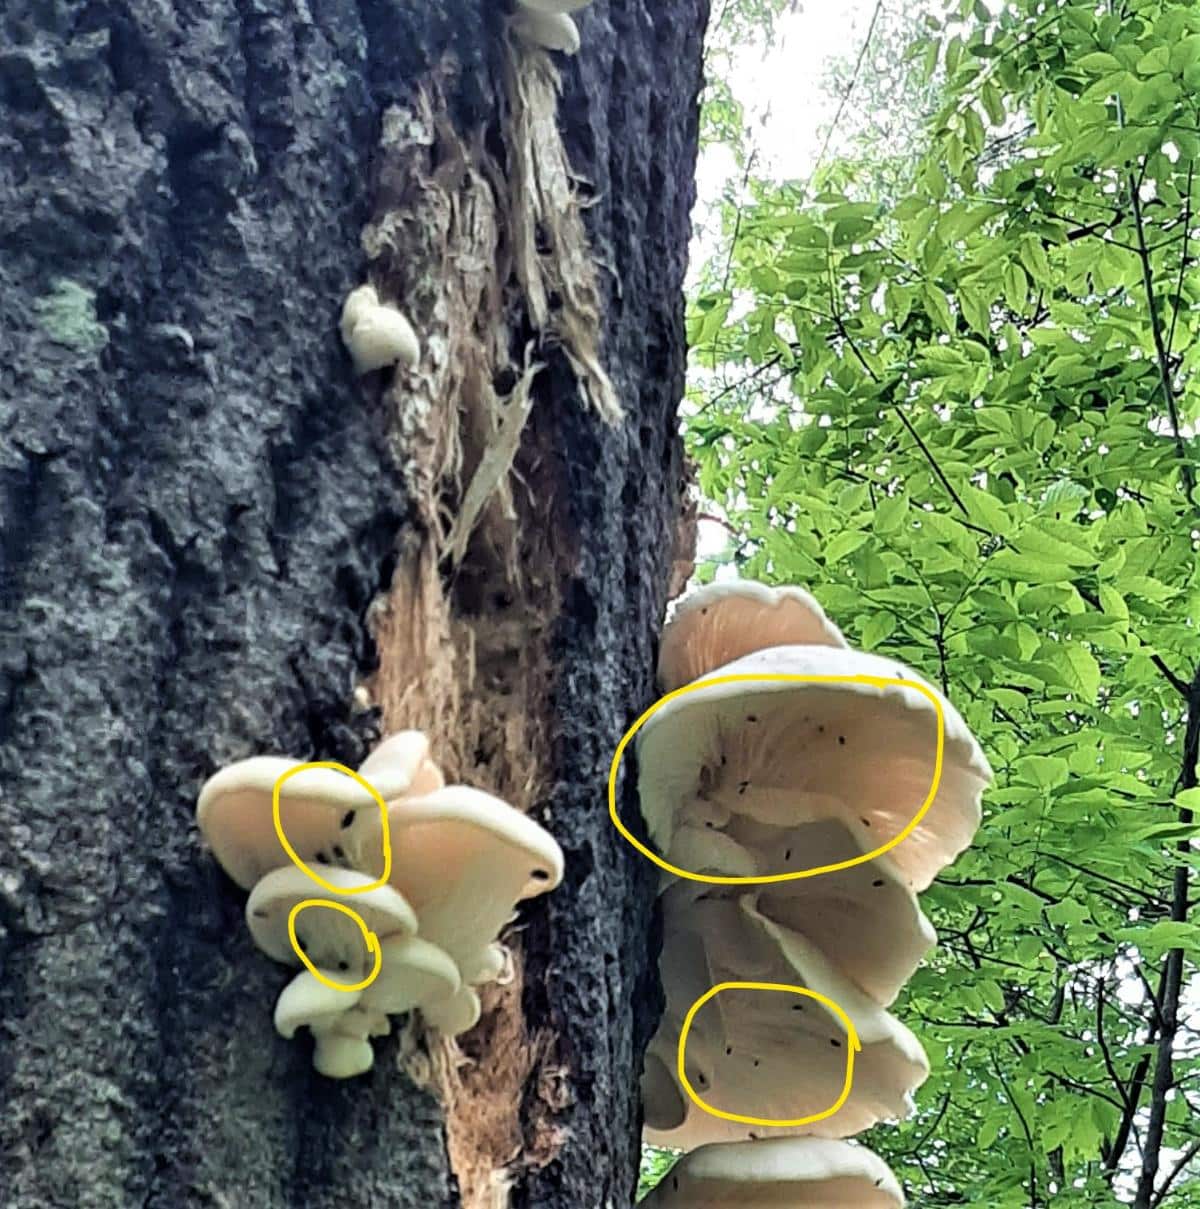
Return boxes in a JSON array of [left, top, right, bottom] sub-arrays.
[[607, 672, 946, 884], [677, 982, 862, 1127], [271, 761, 393, 894], [287, 899, 383, 993]]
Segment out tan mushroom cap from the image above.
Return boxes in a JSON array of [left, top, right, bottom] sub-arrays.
[[715, 816, 935, 1006], [246, 865, 417, 972], [195, 731, 438, 890], [358, 785, 564, 978], [640, 1138, 904, 1207], [638, 645, 991, 892], [658, 581, 846, 693], [644, 895, 928, 1148]]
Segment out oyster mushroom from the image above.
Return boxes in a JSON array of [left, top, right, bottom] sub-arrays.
[[196, 730, 438, 890], [512, 10, 581, 53], [683, 815, 935, 1006], [640, 1137, 904, 1207], [644, 894, 928, 1149], [638, 644, 991, 892], [246, 865, 417, 973], [339, 283, 420, 375], [358, 785, 564, 990], [658, 580, 846, 694]]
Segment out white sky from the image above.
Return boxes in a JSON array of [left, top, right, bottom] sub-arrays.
[[698, 0, 881, 194], [691, 0, 882, 566]]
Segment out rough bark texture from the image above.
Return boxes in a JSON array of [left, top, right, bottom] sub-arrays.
[[0, 1, 704, 1207]]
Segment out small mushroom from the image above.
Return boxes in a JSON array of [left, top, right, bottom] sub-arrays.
[[272, 971, 387, 1078], [246, 865, 417, 970], [638, 644, 991, 892], [421, 985, 482, 1036], [512, 10, 581, 54], [460, 941, 508, 986], [312, 1029, 376, 1080], [639, 1137, 905, 1207], [516, 0, 592, 12], [196, 731, 440, 890], [274, 968, 364, 1040], [657, 580, 847, 694], [339, 283, 420, 375], [357, 785, 564, 983], [360, 935, 461, 1017]]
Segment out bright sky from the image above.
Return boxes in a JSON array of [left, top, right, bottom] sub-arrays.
[[691, 0, 882, 566], [701, 0, 881, 189]]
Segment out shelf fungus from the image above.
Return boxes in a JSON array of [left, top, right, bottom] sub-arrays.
[[638, 579, 991, 1176], [196, 730, 564, 1077], [339, 283, 420, 375], [645, 895, 929, 1150], [640, 1137, 905, 1208], [638, 643, 991, 893]]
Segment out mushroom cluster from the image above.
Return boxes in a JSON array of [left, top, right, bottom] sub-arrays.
[[196, 731, 563, 1077], [639, 581, 992, 1202], [510, 0, 594, 56]]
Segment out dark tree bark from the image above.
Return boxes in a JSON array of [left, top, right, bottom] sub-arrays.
[[0, 1, 705, 1206]]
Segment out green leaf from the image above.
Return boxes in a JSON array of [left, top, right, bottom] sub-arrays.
[[824, 530, 871, 564], [923, 283, 955, 334], [861, 611, 897, 650]]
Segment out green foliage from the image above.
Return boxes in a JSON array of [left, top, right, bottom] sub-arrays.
[[637, 1145, 679, 1201], [677, 0, 1200, 1204]]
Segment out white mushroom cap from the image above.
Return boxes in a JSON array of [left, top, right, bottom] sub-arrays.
[[246, 865, 417, 971], [312, 1031, 375, 1079], [274, 968, 364, 1038], [640, 1138, 905, 1207], [421, 985, 482, 1036], [638, 644, 991, 891], [273, 972, 385, 1078], [658, 581, 846, 693], [512, 10, 581, 53], [517, 0, 592, 13], [720, 817, 935, 1005], [644, 895, 928, 1148], [461, 941, 508, 986], [358, 730, 445, 798], [358, 785, 564, 977], [340, 284, 380, 346], [196, 734, 439, 890], [360, 935, 461, 1016], [344, 306, 420, 375]]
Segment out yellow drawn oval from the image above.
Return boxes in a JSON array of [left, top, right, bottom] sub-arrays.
[[678, 981, 861, 1127], [287, 899, 383, 993], [271, 761, 393, 894], [608, 673, 946, 884]]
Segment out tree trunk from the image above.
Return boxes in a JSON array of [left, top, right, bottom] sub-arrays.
[[0, 0, 706, 1205]]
